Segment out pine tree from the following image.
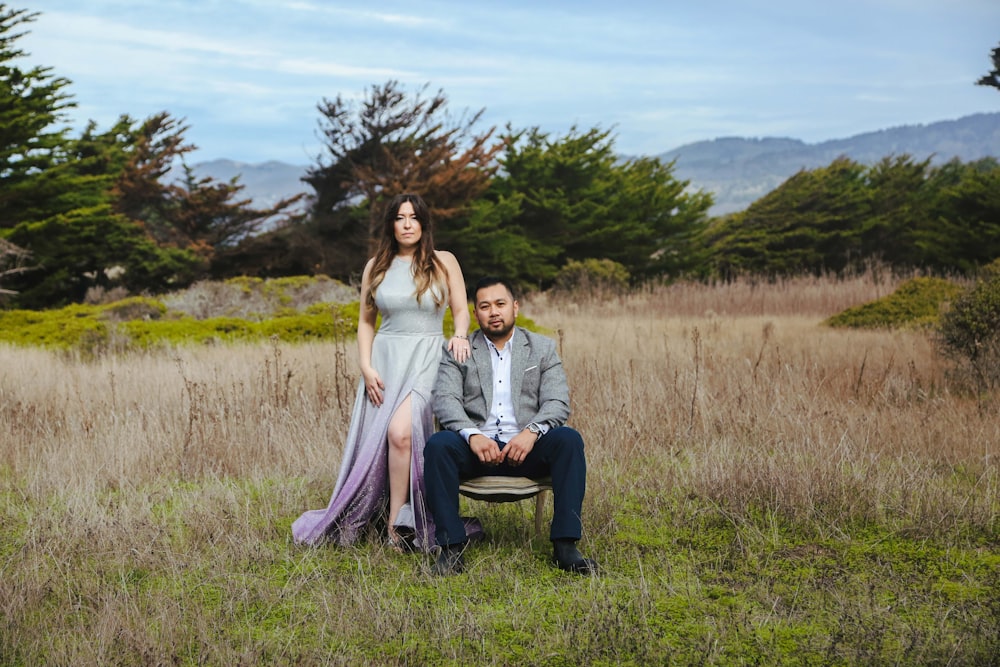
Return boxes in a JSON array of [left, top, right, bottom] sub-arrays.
[[0, 8, 200, 306], [462, 126, 712, 288], [0, 5, 74, 229]]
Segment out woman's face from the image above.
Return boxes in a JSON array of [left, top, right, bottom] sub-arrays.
[[394, 201, 423, 250]]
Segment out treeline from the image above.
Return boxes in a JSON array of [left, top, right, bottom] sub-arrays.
[[0, 7, 303, 308], [2, 5, 999, 310], [705, 155, 1000, 278]]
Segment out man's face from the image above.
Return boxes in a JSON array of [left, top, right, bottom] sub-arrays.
[[475, 283, 518, 342]]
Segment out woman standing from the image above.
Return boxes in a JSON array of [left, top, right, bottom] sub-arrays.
[[292, 193, 472, 550]]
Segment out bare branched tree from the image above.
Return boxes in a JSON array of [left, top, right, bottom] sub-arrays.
[[304, 81, 502, 273], [0, 238, 34, 298]]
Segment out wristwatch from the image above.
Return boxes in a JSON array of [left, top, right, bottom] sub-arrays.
[[527, 422, 543, 440]]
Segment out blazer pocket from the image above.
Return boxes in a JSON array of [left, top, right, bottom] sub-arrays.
[[521, 365, 541, 403]]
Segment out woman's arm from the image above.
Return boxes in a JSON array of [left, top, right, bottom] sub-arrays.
[[438, 250, 471, 362], [357, 258, 384, 405]]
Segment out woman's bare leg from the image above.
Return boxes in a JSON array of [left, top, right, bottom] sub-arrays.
[[386, 393, 413, 543]]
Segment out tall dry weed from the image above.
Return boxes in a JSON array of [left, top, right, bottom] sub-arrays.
[[1, 273, 997, 664], [534, 270, 908, 319], [0, 340, 356, 505], [2, 272, 993, 537], [538, 288, 997, 539]]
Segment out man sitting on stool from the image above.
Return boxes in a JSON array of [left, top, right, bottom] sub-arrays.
[[424, 276, 598, 576]]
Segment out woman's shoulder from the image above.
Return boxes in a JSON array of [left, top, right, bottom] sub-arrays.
[[433, 249, 458, 263], [433, 249, 463, 272]]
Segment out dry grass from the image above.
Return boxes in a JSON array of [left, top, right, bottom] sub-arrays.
[[553, 309, 995, 535], [0, 340, 355, 496], [1, 274, 997, 665]]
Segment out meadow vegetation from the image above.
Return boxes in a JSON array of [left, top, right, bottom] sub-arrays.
[[824, 276, 965, 329], [1, 274, 998, 665], [0, 277, 361, 353]]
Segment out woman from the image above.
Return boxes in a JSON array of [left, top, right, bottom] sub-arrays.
[[292, 193, 472, 551]]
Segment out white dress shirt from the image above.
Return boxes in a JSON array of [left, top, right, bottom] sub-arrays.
[[460, 328, 548, 444]]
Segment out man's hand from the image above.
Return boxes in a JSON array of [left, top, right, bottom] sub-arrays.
[[499, 429, 537, 466], [469, 434, 503, 465]]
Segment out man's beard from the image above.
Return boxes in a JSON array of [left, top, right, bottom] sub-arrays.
[[483, 319, 513, 341]]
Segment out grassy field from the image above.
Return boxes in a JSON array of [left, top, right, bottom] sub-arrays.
[[1, 275, 998, 665]]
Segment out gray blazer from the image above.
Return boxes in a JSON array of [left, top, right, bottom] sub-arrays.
[[432, 327, 570, 434]]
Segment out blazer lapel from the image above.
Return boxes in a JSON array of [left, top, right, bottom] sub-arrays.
[[509, 328, 528, 422], [472, 331, 493, 411]]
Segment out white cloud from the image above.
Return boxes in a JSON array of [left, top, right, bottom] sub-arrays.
[[268, 57, 410, 80], [261, 0, 445, 28], [18, 0, 1000, 163], [37, 11, 267, 59]]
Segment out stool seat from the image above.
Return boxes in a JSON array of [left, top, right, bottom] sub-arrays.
[[458, 476, 552, 536]]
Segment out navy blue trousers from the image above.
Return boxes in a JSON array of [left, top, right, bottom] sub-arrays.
[[424, 426, 587, 547]]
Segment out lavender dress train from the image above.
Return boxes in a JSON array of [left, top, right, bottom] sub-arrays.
[[292, 257, 446, 550]]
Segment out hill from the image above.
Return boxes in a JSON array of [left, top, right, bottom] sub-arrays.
[[661, 112, 1000, 214], [171, 159, 311, 212], [184, 112, 1000, 217]]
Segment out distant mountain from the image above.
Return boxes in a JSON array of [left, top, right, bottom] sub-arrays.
[[661, 112, 1000, 215], [174, 159, 311, 211], [184, 112, 1000, 218]]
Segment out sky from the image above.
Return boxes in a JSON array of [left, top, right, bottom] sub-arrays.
[[20, 0, 1000, 166]]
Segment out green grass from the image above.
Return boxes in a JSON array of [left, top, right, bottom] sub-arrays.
[[1, 475, 996, 665]]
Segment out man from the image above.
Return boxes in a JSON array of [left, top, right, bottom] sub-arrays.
[[424, 276, 598, 576]]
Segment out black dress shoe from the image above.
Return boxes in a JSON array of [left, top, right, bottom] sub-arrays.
[[432, 543, 466, 576], [552, 539, 599, 575]]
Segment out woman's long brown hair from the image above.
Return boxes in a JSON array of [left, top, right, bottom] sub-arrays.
[[365, 193, 449, 310]]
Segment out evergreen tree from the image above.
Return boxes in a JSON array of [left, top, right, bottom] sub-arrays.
[[0, 8, 261, 306], [705, 158, 871, 277], [701, 155, 1000, 279], [0, 5, 74, 230], [0, 6, 165, 305], [927, 158, 1000, 273], [4, 115, 201, 304], [463, 126, 712, 289], [861, 155, 935, 267]]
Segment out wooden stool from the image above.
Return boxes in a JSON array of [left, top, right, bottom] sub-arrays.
[[458, 476, 553, 537]]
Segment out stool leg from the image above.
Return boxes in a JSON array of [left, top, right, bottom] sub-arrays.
[[534, 490, 547, 537]]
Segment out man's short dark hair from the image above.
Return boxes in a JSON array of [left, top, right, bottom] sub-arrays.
[[474, 276, 518, 301]]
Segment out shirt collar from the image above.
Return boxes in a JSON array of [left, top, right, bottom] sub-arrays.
[[485, 326, 518, 356]]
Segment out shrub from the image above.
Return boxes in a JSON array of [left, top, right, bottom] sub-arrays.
[[552, 258, 630, 300], [936, 262, 1000, 393], [0, 305, 109, 349], [825, 277, 963, 329]]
